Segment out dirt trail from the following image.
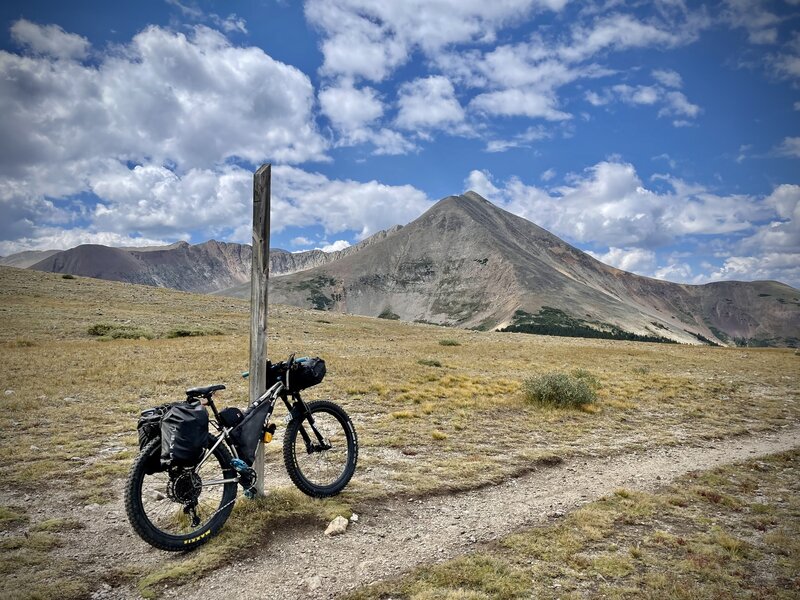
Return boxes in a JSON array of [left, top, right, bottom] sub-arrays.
[[154, 425, 800, 600]]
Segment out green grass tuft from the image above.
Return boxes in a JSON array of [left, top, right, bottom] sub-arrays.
[[438, 339, 461, 346], [522, 370, 598, 408]]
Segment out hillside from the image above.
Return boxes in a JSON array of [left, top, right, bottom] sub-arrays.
[[223, 192, 799, 347]]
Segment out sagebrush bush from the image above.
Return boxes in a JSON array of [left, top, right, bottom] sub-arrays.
[[523, 370, 598, 408]]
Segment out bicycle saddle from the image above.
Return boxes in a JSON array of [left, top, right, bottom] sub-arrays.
[[185, 384, 226, 396]]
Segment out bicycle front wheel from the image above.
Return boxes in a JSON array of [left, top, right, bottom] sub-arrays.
[[283, 400, 358, 497], [124, 437, 237, 551]]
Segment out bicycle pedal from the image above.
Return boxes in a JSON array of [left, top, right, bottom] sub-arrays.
[[230, 458, 249, 472], [244, 487, 257, 499]]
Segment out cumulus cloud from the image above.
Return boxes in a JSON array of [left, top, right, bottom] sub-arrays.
[[396, 76, 466, 130], [587, 72, 700, 126], [485, 125, 552, 153], [320, 80, 384, 132], [775, 136, 800, 158], [0, 21, 327, 175], [0, 162, 433, 254], [304, 0, 564, 82], [464, 161, 774, 248], [703, 253, 800, 284], [587, 247, 657, 273], [270, 165, 431, 241], [320, 240, 351, 252], [651, 68, 682, 88], [471, 88, 570, 120], [0, 21, 337, 253], [10, 19, 90, 60]]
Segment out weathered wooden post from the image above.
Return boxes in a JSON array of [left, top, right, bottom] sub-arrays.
[[250, 164, 271, 496]]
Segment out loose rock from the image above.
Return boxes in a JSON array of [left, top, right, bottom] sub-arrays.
[[325, 515, 349, 536]]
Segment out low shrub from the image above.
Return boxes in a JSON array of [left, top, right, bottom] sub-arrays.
[[522, 370, 598, 408], [439, 339, 461, 346], [418, 359, 442, 367], [87, 323, 154, 340], [61, 274, 75, 279], [165, 327, 223, 338]]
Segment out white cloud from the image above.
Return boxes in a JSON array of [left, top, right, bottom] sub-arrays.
[[485, 125, 551, 152], [651, 68, 682, 88], [613, 84, 660, 105], [10, 19, 90, 60], [465, 161, 775, 248], [794, 101, 800, 111], [739, 184, 800, 253], [722, 0, 781, 45], [540, 168, 556, 182], [319, 80, 384, 132], [271, 166, 431, 240], [0, 22, 327, 175], [320, 240, 351, 252], [304, 0, 565, 82], [589, 78, 701, 125], [557, 13, 704, 63], [660, 91, 701, 117], [588, 246, 657, 273], [775, 136, 800, 158], [166, 1, 248, 34], [702, 253, 800, 284], [291, 236, 313, 247], [396, 76, 465, 130], [0, 21, 334, 251], [471, 88, 570, 120], [654, 262, 694, 282]]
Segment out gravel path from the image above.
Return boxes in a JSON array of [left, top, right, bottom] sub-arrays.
[[160, 425, 800, 600]]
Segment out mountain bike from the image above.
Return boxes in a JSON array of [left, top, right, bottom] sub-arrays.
[[124, 353, 358, 551]]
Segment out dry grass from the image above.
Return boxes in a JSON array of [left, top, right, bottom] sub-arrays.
[[0, 266, 798, 596], [346, 450, 800, 599]]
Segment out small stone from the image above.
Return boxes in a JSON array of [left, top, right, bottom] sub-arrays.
[[350, 513, 359, 523], [84, 503, 100, 511], [304, 576, 322, 591], [30, 445, 41, 451], [548, 510, 566, 518], [152, 491, 167, 501], [4, 390, 14, 396], [324, 515, 349, 536]]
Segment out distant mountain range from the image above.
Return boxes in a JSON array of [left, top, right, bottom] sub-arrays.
[[5, 192, 798, 347], [2, 227, 400, 294]]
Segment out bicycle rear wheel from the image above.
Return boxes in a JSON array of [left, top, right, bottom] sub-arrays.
[[124, 437, 237, 551], [283, 400, 358, 497]]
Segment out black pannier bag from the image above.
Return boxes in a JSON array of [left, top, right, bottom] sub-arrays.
[[137, 402, 177, 474], [287, 357, 326, 392], [229, 397, 272, 466], [160, 402, 209, 468]]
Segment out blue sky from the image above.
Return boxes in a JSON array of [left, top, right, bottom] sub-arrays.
[[0, 0, 798, 286]]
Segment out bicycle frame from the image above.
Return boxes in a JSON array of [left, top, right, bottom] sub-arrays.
[[193, 378, 327, 486]]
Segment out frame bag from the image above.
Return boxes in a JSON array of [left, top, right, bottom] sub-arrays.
[[160, 402, 209, 468], [229, 398, 272, 466]]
